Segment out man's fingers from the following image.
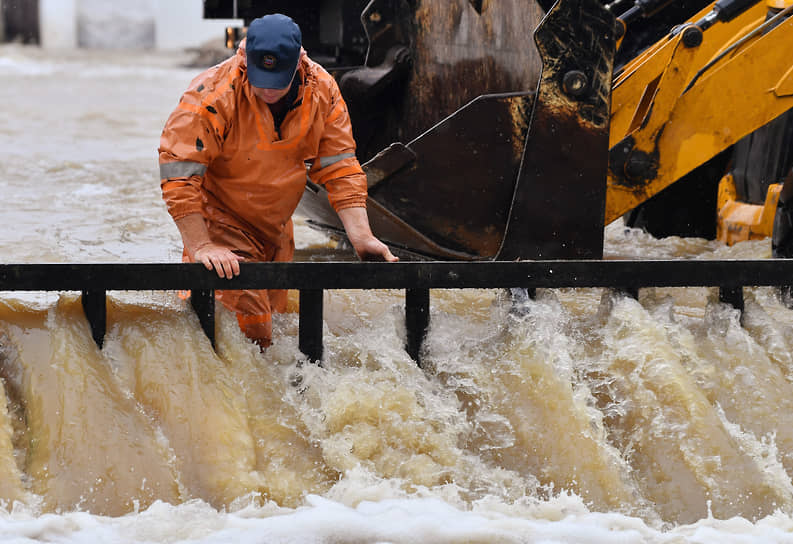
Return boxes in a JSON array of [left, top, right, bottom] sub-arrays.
[[221, 254, 242, 278], [222, 258, 236, 279], [210, 256, 227, 278], [203, 255, 229, 279], [380, 244, 398, 262], [195, 246, 243, 278], [358, 240, 398, 262], [199, 254, 216, 273]]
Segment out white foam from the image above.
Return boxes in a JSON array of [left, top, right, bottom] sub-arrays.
[[3, 496, 793, 543]]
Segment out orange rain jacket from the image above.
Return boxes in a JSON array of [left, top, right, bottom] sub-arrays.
[[159, 40, 367, 330]]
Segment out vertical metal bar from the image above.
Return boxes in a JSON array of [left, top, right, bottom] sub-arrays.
[[406, 288, 430, 367], [619, 287, 640, 299], [190, 289, 215, 348], [719, 285, 744, 313], [81, 289, 106, 349], [299, 289, 324, 363], [780, 285, 793, 308]]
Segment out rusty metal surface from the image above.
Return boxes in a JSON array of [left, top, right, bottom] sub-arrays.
[[347, 0, 544, 160], [497, 0, 617, 260], [403, 0, 544, 139], [298, 0, 616, 261], [297, 189, 482, 260], [370, 92, 535, 258], [297, 92, 535, 260], [363, 143, 417, 189]]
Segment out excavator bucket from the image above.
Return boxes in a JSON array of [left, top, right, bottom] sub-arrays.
[[296, 0, 617, 260]]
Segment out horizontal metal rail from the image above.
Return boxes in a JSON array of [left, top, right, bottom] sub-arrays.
[[2, 260, 793, 289], [1, 260, 791, 364]]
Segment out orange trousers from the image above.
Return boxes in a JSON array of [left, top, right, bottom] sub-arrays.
[[184, 219, 294, 348]]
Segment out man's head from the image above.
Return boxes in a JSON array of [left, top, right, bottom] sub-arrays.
[[246, 14, 302, 93]]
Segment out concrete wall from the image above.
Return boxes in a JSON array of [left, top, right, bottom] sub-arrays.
[[35, 0, 240, 50], [40, 0, 76, 49], [77, 0, 156, 48]]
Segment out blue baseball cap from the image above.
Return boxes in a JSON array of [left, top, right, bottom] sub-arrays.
[[246, 14, 302, 89]]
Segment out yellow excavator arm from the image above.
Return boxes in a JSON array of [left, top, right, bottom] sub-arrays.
[[607, 0, 793, 246]]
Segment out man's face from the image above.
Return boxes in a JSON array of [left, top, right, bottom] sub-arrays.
[[251, 84, 291, 104], [250, 66, 297, 104]]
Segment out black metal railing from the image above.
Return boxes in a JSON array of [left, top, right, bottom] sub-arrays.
[[1, 259, 791, 365]]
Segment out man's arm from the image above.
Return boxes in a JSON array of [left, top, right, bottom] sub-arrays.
[[159, 73, 240, 279], [175, 213, 242, 278], [307, 76, 396, 262], [337, 207, 398, 262]]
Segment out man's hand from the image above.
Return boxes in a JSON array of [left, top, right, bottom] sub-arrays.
[[174, 213, 243, 278], [352, 236, 398, 262], [194, 243, 243, 278], [337, 207, 398, 262]]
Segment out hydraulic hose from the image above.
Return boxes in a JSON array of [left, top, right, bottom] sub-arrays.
[[605, 0, 635, 17], [617, 0, 676, 26], [694, 0, 763, 31], [683, 2, 793, 92]]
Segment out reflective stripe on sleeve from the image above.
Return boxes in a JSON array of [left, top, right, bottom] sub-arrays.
[[319, 152, 356, 169], [159, 161, 207, 180]]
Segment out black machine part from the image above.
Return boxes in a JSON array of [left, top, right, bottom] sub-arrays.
[[299, 0, 617, 261], [496, 0, 616, 261], [613, 0, 713, 69], [773, 172, 793, 258], [619, 0, 679, 25]]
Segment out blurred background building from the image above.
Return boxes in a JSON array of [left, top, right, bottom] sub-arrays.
[[0, 0, 239, 50]]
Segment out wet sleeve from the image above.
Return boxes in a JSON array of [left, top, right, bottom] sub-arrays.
[[308, 80, 368, 212], [158, 95, 223, 220]]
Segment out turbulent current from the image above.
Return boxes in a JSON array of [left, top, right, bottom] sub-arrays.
[[2, 44, 793, 543]]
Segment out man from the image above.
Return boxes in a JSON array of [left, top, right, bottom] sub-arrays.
[[159, 13, 397, 349]]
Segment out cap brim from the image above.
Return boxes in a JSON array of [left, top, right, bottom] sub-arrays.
[[248, 63, 297, 89]]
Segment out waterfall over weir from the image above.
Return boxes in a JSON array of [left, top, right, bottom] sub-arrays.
[[2, 281, 793, 528]]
